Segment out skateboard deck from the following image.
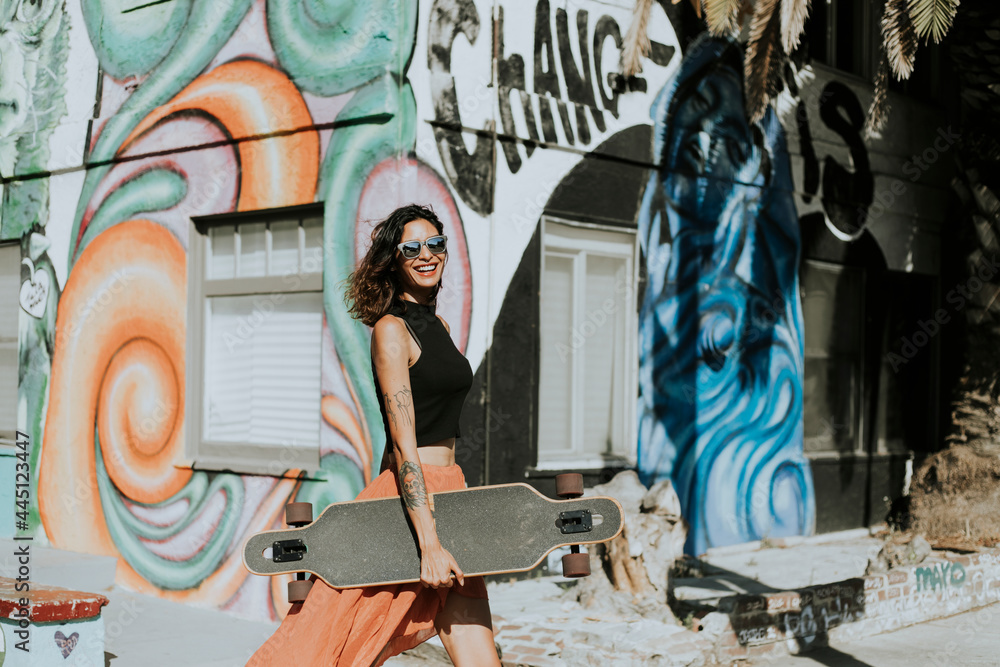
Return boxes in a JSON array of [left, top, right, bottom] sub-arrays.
[[242, 483, 624, 588]]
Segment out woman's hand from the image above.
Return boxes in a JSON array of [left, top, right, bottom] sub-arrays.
[[419, 540, 465, 589]]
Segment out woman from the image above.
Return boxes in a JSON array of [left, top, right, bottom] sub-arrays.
[[247, 204, 500, 667]]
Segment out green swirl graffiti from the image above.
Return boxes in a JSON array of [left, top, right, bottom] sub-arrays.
[[267, 0, 417, 97], [69, 0, 253, 268], [320, 76, 417, 481], [78, 169, 187, 252], [294, 453, 366, 509], [95, 436, 245, 590], [80, 0, 192, 80]]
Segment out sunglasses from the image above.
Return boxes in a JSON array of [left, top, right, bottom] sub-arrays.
[[397, 235, 448, 259]]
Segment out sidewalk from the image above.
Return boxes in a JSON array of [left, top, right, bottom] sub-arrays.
[[672, 528, 1000, 664], [674, 528, 883, 605], [758, 604, 998, 666], [1, 530, 997, 666]]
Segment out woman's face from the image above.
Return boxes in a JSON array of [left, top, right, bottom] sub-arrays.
[[395, 218, 446, 297], [662, 64, 761, 226]]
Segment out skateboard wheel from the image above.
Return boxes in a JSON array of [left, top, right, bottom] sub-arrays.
[[562, 551, 591, 577], [285, 502, 313, 527], [555, 473, 584, 499], [288, 578, 313, 603]]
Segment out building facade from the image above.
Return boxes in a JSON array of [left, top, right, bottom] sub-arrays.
[[0, 0, 951, 621]]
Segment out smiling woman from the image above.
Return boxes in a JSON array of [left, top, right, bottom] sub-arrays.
[[345, 206, 448, 328], [247, 204, 499, 667]]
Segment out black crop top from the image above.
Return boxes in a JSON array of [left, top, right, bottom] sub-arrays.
[[373, 300, 473, 450]]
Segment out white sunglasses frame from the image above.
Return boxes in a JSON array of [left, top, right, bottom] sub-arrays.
[[396, 235, 448, 259]]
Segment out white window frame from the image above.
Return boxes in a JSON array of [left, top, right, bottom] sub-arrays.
[[0, 242, 19, 447], [184, 203, 325, 475], [535, 217, 639, 470]]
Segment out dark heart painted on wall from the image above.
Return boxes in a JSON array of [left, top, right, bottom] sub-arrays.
[[637, 35, 815, 555]]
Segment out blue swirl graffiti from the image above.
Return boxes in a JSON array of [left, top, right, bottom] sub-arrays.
[[637, 35, 815, 554]]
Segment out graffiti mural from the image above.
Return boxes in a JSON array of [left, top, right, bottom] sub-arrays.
[[0, 0, 70, 239], [428, 0, 677, 215], [10, 0, 73, 539], [20, 0, 472, 623], [637, 35, 815, 554], [8, 0, 951, 627]]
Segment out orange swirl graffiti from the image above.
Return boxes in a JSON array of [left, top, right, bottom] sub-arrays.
[[322, 394, 370, 484], [117, 475, 300, 606], [118, 60, 317, 603], [40, 220, 191, 554], [98, 337, 184, 503], [120, 59, 319, 210], [43, 59, 321, 599]]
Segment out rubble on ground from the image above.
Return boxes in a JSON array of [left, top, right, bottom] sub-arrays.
[[865, 533, 932, 574], [573, 470, 687, 618]]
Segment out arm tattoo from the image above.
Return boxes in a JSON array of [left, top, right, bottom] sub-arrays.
[[399, 460, 428, 510], [394, 386, 413, 426], [383, 392, 396, 428]]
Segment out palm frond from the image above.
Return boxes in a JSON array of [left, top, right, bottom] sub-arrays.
[[780, 0, 811, 54], [704, 0, 745, 36], [883, 0, 918, 80], [673, 0, 703, 18], [865, 56, 891, 137], [623, 0, 655, 77], [907, 0, 959, 44], [745, 0, 784, 123]]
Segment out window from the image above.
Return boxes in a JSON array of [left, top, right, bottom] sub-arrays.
[[875, 272, 937, 455], [806, 0, 881, 81], [537, 219, 637, 468], [805, 0, 948, 103], [801, 260, 865, 454], [0, 243, 18, 445], [186, 204, 325, 474], [887, 41, 947, 105]]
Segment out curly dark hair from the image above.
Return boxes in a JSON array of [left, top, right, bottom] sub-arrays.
[[345, 204, 446, 326]]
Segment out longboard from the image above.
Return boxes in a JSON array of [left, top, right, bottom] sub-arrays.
[[243, 482, 624, 589]]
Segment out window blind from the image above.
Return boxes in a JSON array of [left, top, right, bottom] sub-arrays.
[[538, 254, 574, 454], [204, 292, 322, 449], [581, 255, 627, 456]]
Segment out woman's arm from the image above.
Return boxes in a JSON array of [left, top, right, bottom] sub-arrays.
[[371, 316, 464, 589]]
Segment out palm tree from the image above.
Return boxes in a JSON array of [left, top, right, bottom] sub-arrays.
[[942, 0, 1000, 454], [623, 0, 961, 130], [915, 0, 1000, 545]]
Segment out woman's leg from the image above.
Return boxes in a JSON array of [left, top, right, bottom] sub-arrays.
[[434, 592, 502, 667]]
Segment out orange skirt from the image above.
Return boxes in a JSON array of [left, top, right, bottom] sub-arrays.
[[247, 464, 488, 667]]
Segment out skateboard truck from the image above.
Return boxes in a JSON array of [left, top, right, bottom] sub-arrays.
[[554, 475, 592, 577], [272, 539, 307, 563], [282, 503, 316, 603], [557, 510, 593, 534]]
